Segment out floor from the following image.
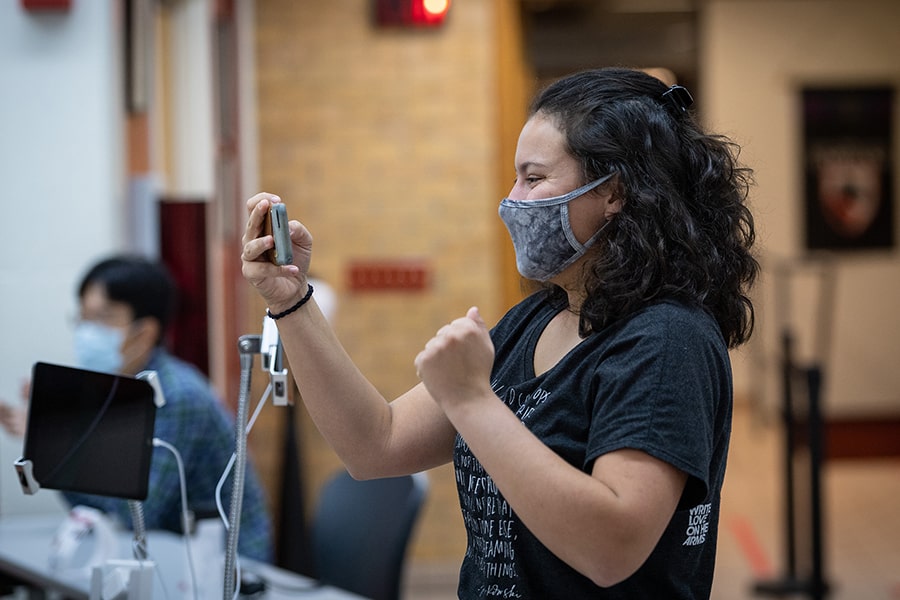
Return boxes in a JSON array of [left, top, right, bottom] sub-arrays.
[[402, 404, 900, 599]]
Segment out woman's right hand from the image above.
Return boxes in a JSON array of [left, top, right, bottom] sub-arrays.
[[241, 192, 311, 314]]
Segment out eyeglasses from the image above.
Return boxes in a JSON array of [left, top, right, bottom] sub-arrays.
[[69, 312, 134, 329]]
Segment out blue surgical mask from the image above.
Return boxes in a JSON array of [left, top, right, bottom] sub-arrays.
[[73, 321, 126, 374], [499, 173, 615, 281]]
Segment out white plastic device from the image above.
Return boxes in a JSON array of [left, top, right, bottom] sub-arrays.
[[261, 315, 289, 406], [48, 506, 118, 575], [136, 370, 166, 407], [90, 559, 155, 600]]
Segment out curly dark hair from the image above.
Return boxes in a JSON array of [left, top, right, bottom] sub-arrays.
[[530, 67, 759, 348]]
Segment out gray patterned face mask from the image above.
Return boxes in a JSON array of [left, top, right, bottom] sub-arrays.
[[499, 173, 615, 281]]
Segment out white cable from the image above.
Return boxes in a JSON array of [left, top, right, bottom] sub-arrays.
[[153, 437, 198, 600], [215, 453, 237, 529], [246, 381, 271, 433], [215, 382, 271, 527]]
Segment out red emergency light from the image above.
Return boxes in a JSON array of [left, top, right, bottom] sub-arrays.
[[375, 0, 450, 28]]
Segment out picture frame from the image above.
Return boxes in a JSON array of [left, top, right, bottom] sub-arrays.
[[802, 86, 894, 251]]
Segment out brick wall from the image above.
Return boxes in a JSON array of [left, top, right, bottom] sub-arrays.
[[249, 0, 525, 564]]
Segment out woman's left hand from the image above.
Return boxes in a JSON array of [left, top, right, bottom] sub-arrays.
[[414, 306, 495, 413]]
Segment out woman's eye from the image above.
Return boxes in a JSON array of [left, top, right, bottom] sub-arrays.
[[513, 174, 542, 186]]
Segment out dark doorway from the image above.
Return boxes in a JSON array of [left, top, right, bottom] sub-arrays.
[[519, 0, 698, 91]]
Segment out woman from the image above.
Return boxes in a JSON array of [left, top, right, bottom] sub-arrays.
[[241, 67, 758, 598]]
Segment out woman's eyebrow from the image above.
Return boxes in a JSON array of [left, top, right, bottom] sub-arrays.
[[515, 160, 548, 173]]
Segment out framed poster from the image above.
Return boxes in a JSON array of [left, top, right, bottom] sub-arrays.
[[803, 87, 894, 251]]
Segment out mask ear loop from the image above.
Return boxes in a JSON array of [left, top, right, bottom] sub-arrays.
[[122, 317, 157, 369]]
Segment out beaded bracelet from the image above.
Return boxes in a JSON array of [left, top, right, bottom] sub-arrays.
[[266, 283, 314, 320]]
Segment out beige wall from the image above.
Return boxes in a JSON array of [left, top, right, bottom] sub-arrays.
[[252, 0, 524, 563], [702, 0, 900, 417]]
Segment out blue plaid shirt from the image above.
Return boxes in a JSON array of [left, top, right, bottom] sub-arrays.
[[63, 349, 274, 562]]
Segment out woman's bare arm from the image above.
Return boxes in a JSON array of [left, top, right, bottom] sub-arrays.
[[242, 193, 456, 477]]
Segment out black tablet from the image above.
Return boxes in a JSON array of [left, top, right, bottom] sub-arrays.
[[21, 362, 157, 500]]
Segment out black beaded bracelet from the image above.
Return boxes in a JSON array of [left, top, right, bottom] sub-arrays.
[[266, 283, 314, 320]]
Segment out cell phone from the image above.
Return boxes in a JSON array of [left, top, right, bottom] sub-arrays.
[[264, 202, 293, 266]]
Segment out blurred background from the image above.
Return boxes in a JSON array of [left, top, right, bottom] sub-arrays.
[[1, 1, 899, 598]]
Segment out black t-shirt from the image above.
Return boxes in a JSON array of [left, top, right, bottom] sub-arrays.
[[454, 292, 733, 599]]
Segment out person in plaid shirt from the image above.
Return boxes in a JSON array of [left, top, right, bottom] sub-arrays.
[[1, 255, 273, 562]]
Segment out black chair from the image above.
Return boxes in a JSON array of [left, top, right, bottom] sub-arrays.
[[311, 469, 428, 600]]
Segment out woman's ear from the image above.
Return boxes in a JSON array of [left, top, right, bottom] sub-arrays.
[[603, 176, 623, 221]]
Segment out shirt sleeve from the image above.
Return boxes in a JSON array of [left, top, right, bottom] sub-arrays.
[[585, 305, 730, 506]]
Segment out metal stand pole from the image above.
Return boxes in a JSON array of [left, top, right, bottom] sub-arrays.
[[223, 334, 260, 599], [753, 333, 829, 598]]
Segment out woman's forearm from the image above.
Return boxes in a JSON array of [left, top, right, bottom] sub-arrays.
[[274, 295, 454, 477]]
